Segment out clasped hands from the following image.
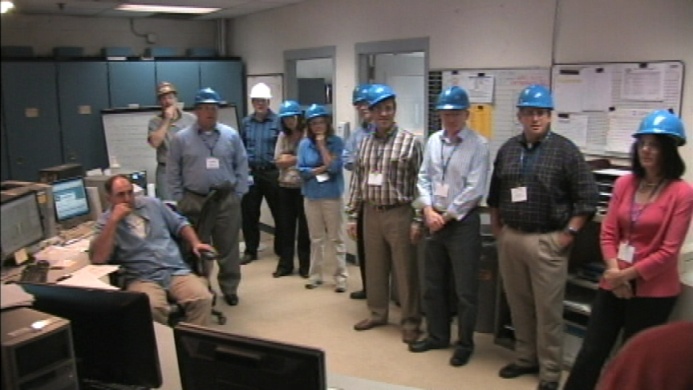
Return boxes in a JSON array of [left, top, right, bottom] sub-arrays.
[[603, 268, 633, 299]]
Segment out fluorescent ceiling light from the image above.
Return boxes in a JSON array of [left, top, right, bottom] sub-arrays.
[[115, 4, 220, 14], [1, 1, 14, 14]]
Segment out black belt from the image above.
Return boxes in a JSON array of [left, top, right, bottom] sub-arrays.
[[506, 224, 557, 234], [369, 203, 407, 211], [250, 163, 276, 172], [184, 188, 209, 197], [157, 162, 166, 167]]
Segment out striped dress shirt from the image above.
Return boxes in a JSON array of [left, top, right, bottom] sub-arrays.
[[346, 125, 422, 218], [416, 127, 490, 221]]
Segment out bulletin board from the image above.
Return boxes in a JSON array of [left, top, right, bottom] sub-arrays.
[[101, 105, 240, 184], [551, 61, 684, 157], [430, 68, 551, 162], [246, 74, 284, 116]]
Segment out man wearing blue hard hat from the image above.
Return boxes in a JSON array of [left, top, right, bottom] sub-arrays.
[[487, 85, 598, 390], [167, 87, 249, 307], [346, 83, 424, 345], [343, 83, 373, 300], [409, 86, 490, 367]]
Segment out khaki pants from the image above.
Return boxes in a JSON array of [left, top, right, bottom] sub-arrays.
[[304, 198, 348, 285], [497, 226, 570, 382], [363, 204, 421, 331], [127, 274, 213, 326]]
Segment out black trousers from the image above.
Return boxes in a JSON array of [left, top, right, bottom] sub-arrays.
[[563, 288, 677, 390], [275, 187, 310, 273], [241, 169, 282, 256], [422, 210, 481, 351]]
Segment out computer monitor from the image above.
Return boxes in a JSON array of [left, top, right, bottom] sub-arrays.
[[0, 191, 44, 262], [51, 177, 92, 230], [18, 283, 162, 388], [174, 323, 327, 390]]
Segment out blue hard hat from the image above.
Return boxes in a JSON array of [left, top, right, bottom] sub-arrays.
[[516, 85, 554, 109], [436, 86, 470, 110], [278, 100, 302, 118], [352, 84, 371, 105], [305, 104, 329, 120], [633, 110, 686, 146], [367, 84, 396, 108], [194, 87, 222, 105]]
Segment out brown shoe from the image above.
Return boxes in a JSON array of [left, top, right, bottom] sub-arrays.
[[353, 318, 386, 331], [402, 329, 422, 344]]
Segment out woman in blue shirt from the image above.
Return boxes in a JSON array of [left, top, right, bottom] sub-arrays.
[[297, 104, 348, 292]]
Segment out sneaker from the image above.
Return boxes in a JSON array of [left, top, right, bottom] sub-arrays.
[[334, 280, 347, 293], [305, 280, 323, 289]]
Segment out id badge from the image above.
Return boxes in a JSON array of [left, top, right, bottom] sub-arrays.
[[316, 173, 329, 183], [206, 157, 220, 169], [618, 242, 635, 264], [511, 186, 527, 203], [434, 183, 449, 197], [368, 172, 383, 186]]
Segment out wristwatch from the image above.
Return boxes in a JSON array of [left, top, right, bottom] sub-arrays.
[[564, 226, 580, 237]]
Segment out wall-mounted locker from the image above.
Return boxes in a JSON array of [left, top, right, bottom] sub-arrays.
[[108, 61, 156, 108], [57, 61, 110, 171], [155, 61, 200, 109], [200, 60, 245, 118]]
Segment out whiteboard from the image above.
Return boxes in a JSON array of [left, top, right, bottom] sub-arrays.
[[437, 68, 551, 162], [246, 74, 284, 116], [101, 105, 240, 184], [551, 61, 684, 156]]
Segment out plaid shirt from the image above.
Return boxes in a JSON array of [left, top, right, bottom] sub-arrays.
[[346, 125, 422, 218], [486, 132, 598, 232]]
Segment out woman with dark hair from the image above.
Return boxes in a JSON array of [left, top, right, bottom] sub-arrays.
[[297, 104, 348, 292], [564, 110, 693, 390], [273, 100, 310, 278]]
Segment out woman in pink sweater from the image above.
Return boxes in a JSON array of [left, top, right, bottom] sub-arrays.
[[564, 110, 693, 390]]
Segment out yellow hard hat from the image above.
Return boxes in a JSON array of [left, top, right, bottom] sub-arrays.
[[156, 82, 177, 97]]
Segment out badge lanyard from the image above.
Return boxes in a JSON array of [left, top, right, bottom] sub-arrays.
[[199, 131, 219, 157], [628, 180, 663, 238], [440, 139, 461, 182]]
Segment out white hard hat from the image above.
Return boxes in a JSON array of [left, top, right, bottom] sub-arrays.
[[249, 82, 272, 99]]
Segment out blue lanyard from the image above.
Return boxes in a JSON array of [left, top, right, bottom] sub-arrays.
[[440, 137, 461, 182], [629, 180, 663, 237], [199, 131, 219, 157]]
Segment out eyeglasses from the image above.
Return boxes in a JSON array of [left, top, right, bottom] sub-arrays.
[[519, 108, 550, 118]]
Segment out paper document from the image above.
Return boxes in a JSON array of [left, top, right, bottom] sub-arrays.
[[1, 284, 35, 309], [71, 264, 120, 280], [33, 245, 83, 268], [468, 104, 494, 140]]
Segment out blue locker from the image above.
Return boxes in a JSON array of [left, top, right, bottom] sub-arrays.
[[155, 61, 200, 109], [108, 61, 156, 108], [1, 112, 9, 181], [57, 62, 110, 171], [199, 60, 244, 117], [1, 62, 63, 181]]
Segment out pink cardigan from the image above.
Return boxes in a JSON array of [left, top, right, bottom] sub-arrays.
[[599, 174, 693, 297]]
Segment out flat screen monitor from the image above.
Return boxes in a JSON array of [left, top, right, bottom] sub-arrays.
[[0, 191, 44, 262], [51, 177, 91, 229], [19, 283, 162, 388], [174, 323, 326, 390]]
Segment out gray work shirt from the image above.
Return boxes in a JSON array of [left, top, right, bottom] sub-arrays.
[[147, 110, 197, 164]]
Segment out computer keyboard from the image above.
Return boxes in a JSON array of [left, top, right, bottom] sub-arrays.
[[20, 261, 50, 283], [60, 221, 96, 242]]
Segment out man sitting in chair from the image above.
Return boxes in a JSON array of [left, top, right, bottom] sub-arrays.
[[90, 174, 214, 326]]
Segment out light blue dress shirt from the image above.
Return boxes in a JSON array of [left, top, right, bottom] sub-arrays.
[[241, 110, 280, 166], [343, 122, 373, 171], [167, 123, 249, 201], [95, 196, 190, 287], [416, 127, 490, 221], [297, 135, 344, 200]]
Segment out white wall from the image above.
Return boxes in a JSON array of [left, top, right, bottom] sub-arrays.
[[0, 14, 216, 56], [229, 0, 693, 256]]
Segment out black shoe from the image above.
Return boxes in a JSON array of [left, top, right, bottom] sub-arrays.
[[349, 290, 366, 300], [499, 363, 540, 379], [449, 348, 472, 367], [224, 294, 239, 306], [408, 339, 448, 353], [299, 269, 310, 279], [272, 269, 292, 278], [240, 253, 257, 265], [537, 381, 559, 390]]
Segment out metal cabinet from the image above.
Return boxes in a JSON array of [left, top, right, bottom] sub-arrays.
[[57, 61, 110, 171], [108, 61, 157, 108], [1, 62, 63, 181], [1, 111, 9, 181], [200, 60, 244, 116], [155, 61, 200, 109]]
